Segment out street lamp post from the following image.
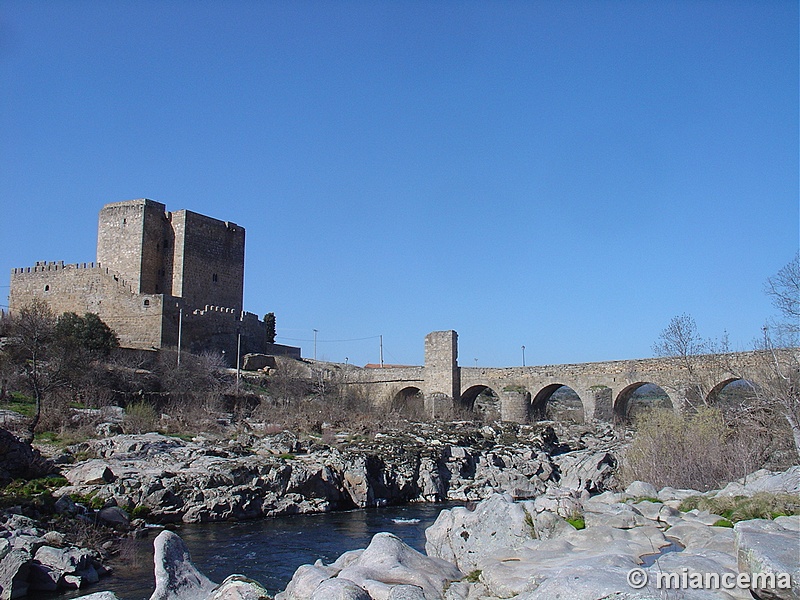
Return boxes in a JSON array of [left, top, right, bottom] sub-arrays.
[[176, 303, 183, 367], [235, 329, 241, 396], [521, 345, 526, 367]]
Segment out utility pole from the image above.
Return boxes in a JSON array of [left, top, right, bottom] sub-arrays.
[[379, 335, 384, 367], [235, 330, 241, 396], [176, 304, 183, 367], [313, 329, 318, 361]]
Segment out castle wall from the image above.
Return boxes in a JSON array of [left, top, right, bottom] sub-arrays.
[[171, 211, 244, 312], [182, 307, 266, 366], [10, 199, 282, 361], [9, 262, 165, 350]]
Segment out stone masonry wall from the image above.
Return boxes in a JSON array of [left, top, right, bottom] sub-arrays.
[[181, 307, 266, 366], [171, 210, 245, 312], [423, 330, 460, 400], [9, 262, 164, 350], [97, 199, 165, 294]]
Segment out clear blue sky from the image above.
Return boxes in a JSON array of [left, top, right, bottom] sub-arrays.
[[1, 1, 797, 367]]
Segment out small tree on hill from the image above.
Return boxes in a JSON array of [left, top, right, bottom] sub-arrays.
[[5, 300, 59, 442], [652, 313, 731, 408], [3, 303, 121, 441], [55, 312, 119, 358]]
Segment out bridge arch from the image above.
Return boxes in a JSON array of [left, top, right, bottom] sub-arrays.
[[614, 382, 673, 423], [531, 384, 585, 423], [391, 386, 425, 419], [460, 385, 501, 421], [706, 377, 759, 410]]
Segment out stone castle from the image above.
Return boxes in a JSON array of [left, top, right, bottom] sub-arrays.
[[9, 199, 292, 364]]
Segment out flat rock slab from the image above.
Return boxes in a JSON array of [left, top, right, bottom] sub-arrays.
[[64, 460, 116, 485], [734, 518, 799, 600]]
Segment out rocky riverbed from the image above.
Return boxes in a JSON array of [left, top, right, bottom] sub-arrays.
[[1, 422, 798, 599], [55, 422, 617, 524], [0, 421, 617, 597], [68, 465, 799, 600]]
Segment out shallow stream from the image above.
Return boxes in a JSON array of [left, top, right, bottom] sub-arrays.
[[32, 502, 460, 600]]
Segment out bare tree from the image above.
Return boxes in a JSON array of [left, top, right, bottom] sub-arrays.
[[653, 313, 704, 360], [750, 254, 800, 458], [5, 300, 60, 442], [653, 313, 732, 408], [764, 251, 799, 344], [747, 339, 799, 459]]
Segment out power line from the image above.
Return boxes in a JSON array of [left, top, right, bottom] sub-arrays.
[[276, 335, 381, 343]]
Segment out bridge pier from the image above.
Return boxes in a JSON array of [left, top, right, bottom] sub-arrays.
[[584, 385, 613, 422], [500, 388, 531, 423]]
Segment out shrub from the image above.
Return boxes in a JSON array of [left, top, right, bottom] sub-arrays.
[[122, 401, 159, 434], [523, 511, 536, 538], [0, 476, 68, 503], [678, 492, 800, 522], [619, 407, 747, 492], [465, 570, 482, 583], [566, 515, 586, 530], [131, 505, 151, 519], [712, 518, 733, 528]]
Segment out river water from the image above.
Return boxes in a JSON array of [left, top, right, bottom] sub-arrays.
[[36, 502, 460, 600]]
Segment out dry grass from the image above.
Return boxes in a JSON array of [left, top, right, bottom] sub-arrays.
[[678, 492, 800, 522]]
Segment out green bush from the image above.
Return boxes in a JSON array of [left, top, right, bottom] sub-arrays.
[[69, 491, 106, 510], [632, 496, 661, 504], [465, 570, 482, 583], [566, 515, 586, 530], [1, 476, 68, 499], [712, 518, 733, 528], [131, 505, 151, 519]]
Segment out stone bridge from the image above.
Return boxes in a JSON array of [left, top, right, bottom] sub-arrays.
[[342, 330, 784, 424]]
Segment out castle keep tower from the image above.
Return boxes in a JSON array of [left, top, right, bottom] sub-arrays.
[[97, 199, 172, 296], [10, 199, 264, 363], [96, 199, 245, 312]]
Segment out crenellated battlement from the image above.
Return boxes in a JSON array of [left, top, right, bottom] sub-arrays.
[[11, 262, 140, 296], [193, 305, 238, 315], [13, 261, 101, 274]]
